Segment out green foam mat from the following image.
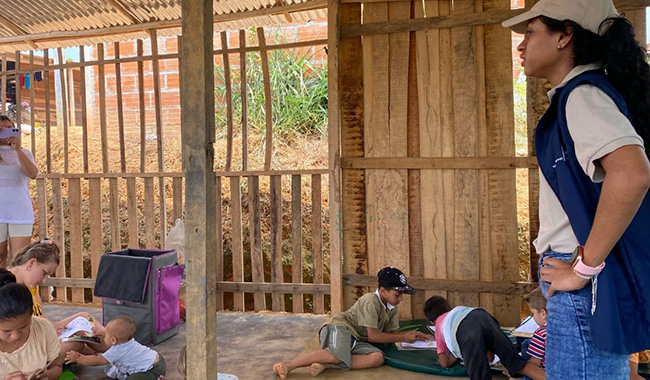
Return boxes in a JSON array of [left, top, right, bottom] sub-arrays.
[[57, 369, 79, 380], [374, 319, 468, 377]]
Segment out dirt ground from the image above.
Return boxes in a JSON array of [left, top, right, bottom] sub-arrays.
[[44, 304, 509, 380]]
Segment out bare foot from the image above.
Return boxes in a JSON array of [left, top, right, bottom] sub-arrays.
[[273, 362, 289, 379], [310, 363, 326, 377]]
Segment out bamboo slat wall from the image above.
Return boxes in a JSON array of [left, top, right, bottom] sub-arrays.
[[1, 28, 331, 314], [334, 0, 648, 325]]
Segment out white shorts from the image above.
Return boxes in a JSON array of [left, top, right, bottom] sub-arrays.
[[0, 223, 33, 242]]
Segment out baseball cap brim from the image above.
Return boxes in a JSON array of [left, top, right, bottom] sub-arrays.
[[393, 285, 416, 295], [502, 10, 542, 34]]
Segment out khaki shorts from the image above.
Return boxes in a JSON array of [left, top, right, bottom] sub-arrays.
[[318, 324, 383, 370], [0, 223, 33, 242]]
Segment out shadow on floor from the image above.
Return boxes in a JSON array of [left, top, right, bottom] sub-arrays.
[[44, 304, 326, 380], [45, 304, 507, 380]]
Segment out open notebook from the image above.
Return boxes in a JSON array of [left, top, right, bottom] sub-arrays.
[[510, 316, 540, 338]]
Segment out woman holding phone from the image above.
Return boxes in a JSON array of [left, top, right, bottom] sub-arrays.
[[0, 115, 38, 268], [0, 268, 62, 380]]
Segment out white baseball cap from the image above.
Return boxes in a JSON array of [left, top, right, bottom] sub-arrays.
[[502, 0, 618, 35]]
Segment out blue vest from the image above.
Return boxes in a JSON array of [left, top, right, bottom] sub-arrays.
[[535, 70, 650, 354]]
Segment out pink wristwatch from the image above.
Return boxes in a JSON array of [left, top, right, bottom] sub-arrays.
[[572, 246, 605, 279]]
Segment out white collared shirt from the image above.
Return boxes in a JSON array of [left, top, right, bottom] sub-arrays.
[[534, 64, 644, 254], [374, 289, 395, 311]]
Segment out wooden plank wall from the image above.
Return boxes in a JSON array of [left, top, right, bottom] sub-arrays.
[[335, 0, 648, 325]]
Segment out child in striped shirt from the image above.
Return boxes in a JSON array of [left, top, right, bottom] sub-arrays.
[[524, 288, 547, 373]]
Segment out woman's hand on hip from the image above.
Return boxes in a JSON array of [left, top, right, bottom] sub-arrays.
[[540, 258, 589, 296]]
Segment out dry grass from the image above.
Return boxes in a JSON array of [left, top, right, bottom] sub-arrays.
[[30, 126, 330, 311]]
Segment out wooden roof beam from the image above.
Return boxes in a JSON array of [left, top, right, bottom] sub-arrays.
[[0, 14, 38, 49], [0, 0, 327, 47], [106, 0, 143, 24], [275, 0, 293, 23]]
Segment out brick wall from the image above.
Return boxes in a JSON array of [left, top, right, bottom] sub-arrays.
[[87, 22, 328, 135]]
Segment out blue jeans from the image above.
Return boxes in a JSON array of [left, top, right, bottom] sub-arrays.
[[539, 250, 628, 380]]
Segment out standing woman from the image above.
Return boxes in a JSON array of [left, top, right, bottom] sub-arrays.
[[503, 0, 650, 379], [0, 268, 62, 380], [0, 115, 39, 267]]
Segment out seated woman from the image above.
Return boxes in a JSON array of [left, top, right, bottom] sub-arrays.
[[0, 268, 62, 380], [9, 239, 110, 360]]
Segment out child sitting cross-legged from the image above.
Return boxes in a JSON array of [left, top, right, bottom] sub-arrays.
[[65, 316, 166, 380], [272, 267, 433, 379], [424, 295, 545, 380]]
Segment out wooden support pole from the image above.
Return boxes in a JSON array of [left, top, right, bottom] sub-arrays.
[[14, 53, 20, 130], [115, 42, 126, 172], [57, 48, 69, 173], [1, 53, 6, 116], [97, 44, 109, 173], [181, 0, 217, 377], [290, 175, 303, 313], [79, 46, 89, 173], [257, 27, 273, 171], [270, 175, 284, 311], [151, 29, 167, 240], [29, 52, 36, 154], [240, 30, 248, 171], [44, 50, 52, 173], [248, 175, 266, 310], [327, 0, 343, 315], [221, 31, 234, 171], [138, 40, 146, 173]]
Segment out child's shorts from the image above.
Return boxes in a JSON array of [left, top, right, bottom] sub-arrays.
[[318, 324, 383, 370], [0, 223, 33, 242]]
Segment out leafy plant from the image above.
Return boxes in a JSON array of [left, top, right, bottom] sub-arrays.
[[214, 31, 328, 137]]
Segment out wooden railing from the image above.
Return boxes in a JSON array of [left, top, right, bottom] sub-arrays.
[[39, 169, 331, 314]]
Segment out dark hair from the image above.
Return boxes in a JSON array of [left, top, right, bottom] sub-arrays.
[[11, 238, 60, 267], [0, 268, 34, 321], [423, 295, 452, 322], [524, 287, 547, 311], [540, 15, 650, 154]]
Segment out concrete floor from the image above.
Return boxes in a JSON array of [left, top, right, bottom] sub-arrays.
[[44, 304, 509, 380]]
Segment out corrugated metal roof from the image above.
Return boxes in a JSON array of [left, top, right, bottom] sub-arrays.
[[0, 0, 327, 53]]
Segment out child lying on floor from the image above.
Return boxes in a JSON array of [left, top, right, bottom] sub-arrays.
[[272, 267, 433, 378], [65, 316, 165, 380], [424, 295, 545, 380]]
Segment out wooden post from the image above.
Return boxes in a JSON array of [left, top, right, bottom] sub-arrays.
[[138, 40, 146, 173], [69, 178, 84, 302], [151, 29, 168, 241], [328, 0, 343, 315], [181, 0, 217, 377], [79, 46, 89, 173], [57, 48, 69, 173], [14, 53, 20, 131], [270, 175, 284, 311], [1, 53, 5, 115], [44, 49, 52, 173], [248, 175, 266, 310], [89, 178, 103, 303], [221, 31, 234, 171], [240, 30, 249, 171], [337, 2, 365, 311], [29, 52, 36, 154], [115, 42, 126, 172], [257, 27, 273, 171], [290, 175, 303, 313]]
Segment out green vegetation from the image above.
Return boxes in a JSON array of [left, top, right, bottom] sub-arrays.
[[214, 34, 328, 137]]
